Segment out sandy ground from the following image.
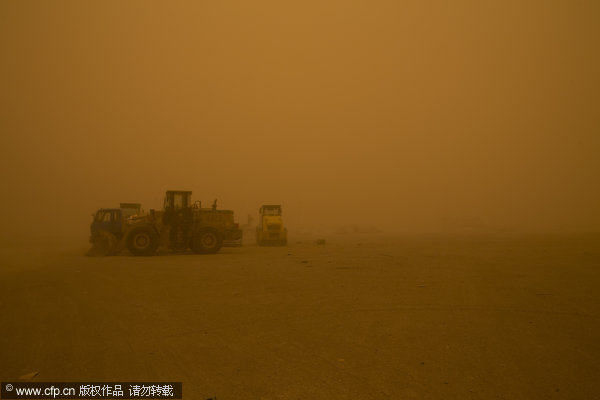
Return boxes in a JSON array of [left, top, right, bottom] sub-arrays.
[[1, 233, 599, 399]]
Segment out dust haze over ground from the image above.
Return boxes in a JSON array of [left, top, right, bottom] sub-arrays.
[[1, 1, 599, 237], [1, 2, 600, 399], [1, 234, 600, 399]]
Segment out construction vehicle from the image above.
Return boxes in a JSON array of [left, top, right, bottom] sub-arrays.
[[88, 190, 242, 256], [120, 203, 142, 217], [256, 204, 287, 246]]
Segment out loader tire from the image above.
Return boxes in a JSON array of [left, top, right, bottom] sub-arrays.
[[127, 226, 158, 256], [191, 228, 223, 254]]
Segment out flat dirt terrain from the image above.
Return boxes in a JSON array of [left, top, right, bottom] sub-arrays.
[[1, 233, 599, 399]]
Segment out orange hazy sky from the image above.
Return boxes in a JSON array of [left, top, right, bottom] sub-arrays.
[[1, 0, 598, 236]]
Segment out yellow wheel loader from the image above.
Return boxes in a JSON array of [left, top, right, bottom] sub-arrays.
[[88, 191, 242, 256], [256, 205, 287, 246]]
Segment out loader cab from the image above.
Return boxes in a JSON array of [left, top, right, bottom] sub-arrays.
[[260, 205, 282, 216], [164, 191, 192, 210], [90, 208, 123, 238], [163, 190, 193, 225]]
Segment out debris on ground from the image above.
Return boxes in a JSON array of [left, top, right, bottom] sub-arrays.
[[18, 371, 39, 380]]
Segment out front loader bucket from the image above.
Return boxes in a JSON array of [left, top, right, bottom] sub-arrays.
[[86, 231, 117, 257]]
